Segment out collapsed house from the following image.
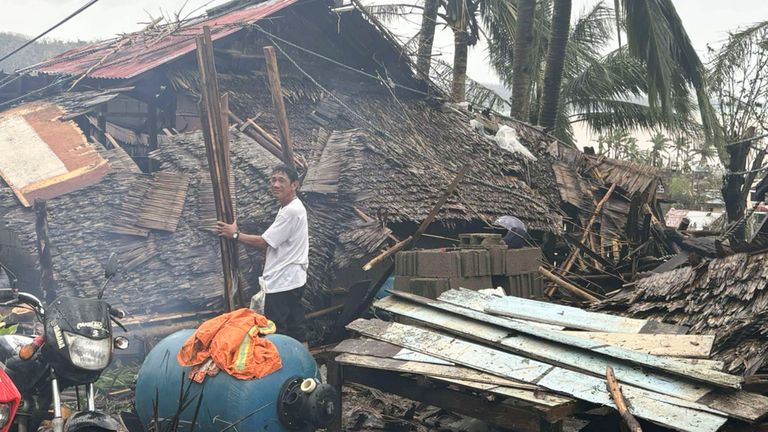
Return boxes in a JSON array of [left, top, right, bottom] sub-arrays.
[[0, 0, 575, 338]]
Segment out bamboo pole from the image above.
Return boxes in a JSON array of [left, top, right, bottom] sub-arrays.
[[263, 46, 296, 169], [538, 266, 600, 303], [196, 26, 242, 311], [561, 183, 616, 273], [606, 366, 643, 432]]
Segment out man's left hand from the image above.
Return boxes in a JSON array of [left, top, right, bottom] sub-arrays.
[[215, 220, 238, 238]]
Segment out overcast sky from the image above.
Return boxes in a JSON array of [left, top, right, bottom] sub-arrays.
[[3, 0, 766, 82]]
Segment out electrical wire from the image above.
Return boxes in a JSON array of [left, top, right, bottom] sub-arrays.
[[251, 24, 428, 97], [0, 0, 100, 64]]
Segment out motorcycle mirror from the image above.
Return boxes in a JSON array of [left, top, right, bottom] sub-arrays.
[[104, 253, 119, 279]]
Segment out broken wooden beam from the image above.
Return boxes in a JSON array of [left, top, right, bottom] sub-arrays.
[[561, 183, 617, 273], [606, 366, 643, 432], [539, 266, 600, 302], [263, 46, 296, 169]]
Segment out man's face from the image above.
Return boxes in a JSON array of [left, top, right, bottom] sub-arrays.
[[270, 171, 297, 203]]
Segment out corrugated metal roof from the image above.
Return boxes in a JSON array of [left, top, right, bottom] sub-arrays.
[[665, 208, 723, 231], [0, 101, 111, 206], [35, 0, 297, 80]]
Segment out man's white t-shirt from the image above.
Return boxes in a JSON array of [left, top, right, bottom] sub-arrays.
[[261, 197, 309, 294]]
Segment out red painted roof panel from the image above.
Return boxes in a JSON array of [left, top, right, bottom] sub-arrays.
[[36, 0, 297, 79]]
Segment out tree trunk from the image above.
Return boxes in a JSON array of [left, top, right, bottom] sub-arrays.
[[416, 0, 440, 79], [451, 30, 470, 102], [537, 0, 572, 130], [510, 0, 536, 120]]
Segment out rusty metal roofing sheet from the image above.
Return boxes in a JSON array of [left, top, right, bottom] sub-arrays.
[[35, 0, 297, 80], [0, 101, 110, 207]]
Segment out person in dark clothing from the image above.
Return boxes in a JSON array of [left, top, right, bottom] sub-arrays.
[[496, 215, 532, 249]]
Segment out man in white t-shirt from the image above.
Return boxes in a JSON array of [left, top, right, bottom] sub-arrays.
[[216, 164, 309, 342]]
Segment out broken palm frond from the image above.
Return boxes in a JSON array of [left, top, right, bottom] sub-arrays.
[[606, 366, 643, 432]]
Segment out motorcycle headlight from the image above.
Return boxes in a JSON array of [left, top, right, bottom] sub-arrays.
[[0, 402, 12, 429], [63, 332, 111, 370]]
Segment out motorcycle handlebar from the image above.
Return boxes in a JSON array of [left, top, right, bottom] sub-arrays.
[[109, 307, 127, 319], [0, 289, 44, 311]]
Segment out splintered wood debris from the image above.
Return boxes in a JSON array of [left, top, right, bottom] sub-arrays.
[[335, 288, 768, 432]]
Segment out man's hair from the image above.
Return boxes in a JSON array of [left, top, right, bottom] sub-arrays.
[[272, 164, 300, 184]]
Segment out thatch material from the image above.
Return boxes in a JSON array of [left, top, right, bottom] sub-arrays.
[[600, 251, 768, 375]]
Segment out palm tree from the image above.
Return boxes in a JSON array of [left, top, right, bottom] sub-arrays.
[[624, 136, 640, 161], [538, 0, 572, 130], [468, 2, 698, 145], [443, 0, 481, 102], [510, 0, 537, 120], [615, 0, 721, 151], [595, 134, 608, 155], [416, 0, 441, 79], [670, 135, 689, 168], [648, 132, 670, 168]]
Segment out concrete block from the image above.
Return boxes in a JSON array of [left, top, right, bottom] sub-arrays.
[[505, 247, 542, 275], [410, 278, 451, 299], [495, 272, 545, 299], [459, 249, 491, 277], [415, 250, 461, 277], [448, 276, 493, 291], [488, 247, 506, 275], [393, 276, 412, 292], [394, 251, 418, 276]]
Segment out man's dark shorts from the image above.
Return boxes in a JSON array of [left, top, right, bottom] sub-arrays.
[[264, 285, 307, 342]]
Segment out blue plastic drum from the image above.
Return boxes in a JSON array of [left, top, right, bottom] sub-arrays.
[[134, 329, 319, 432]]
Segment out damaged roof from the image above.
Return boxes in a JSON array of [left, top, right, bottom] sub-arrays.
[[600, 251, 768, 375], [31, 0, 297, 80], [0, 100, 111, 206]]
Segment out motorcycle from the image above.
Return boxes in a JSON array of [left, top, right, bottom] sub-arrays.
[[0, 253, 129, 432], [0, 366, 21, 432]]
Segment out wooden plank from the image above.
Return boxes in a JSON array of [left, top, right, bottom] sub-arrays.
[[347, 319, 728, 432], [334, 338, 453, 366], [342, 365, 559, 432], [196, 29, 242, 311], [376, 296, 768, 422], [335, 353, 575, 409], [390, 291, 740, 389], [442, 289, 686, 334], [561, 332, 714, 358], [377, 296, 712, 398]]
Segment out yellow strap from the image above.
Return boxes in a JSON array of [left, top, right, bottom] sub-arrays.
[[234, 325, 260, 371]]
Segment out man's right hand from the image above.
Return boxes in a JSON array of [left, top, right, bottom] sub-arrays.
[[215, 220, 238, 238]]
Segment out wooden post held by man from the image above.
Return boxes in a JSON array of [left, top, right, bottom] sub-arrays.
[[196, 26, 243, 311]]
